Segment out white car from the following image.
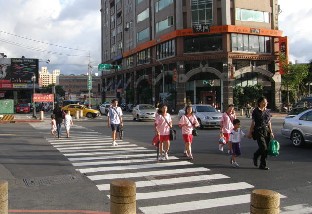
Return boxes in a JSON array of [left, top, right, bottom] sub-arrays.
[[178, 104, 222, 129], [281, 108, 312, 147], [132, 104, 157, 121], [99, 103, 111, 115]]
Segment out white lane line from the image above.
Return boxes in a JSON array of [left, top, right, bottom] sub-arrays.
[[68, 153, 157, 162], [140, 193, 287, 214], [139, 194, 251, 214], [47, 138, 111, 143], [57, 144, 139, 151], [97, 174, 228, 191], [77, 161, 193, 173], [134, 182, 254, 200], [281, 204, 312, 214], [62, 147, 149, 157], [52, 142, 131, 148], [88, 167, 209, 181], [49, 139, 113, 144], [72, 157, 179, 167]]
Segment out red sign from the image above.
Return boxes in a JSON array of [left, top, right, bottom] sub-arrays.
[[33, 93, 54, 102]]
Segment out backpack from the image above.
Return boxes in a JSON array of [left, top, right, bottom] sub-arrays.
[[268, 139, 280, 156]]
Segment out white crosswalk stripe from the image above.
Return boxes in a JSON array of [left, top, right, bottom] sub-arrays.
[[31, 122, 297, 213]]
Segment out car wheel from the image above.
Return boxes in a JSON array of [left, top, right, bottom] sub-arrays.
[[136, 114, 141, 121], [291, 130, 304, 147], [86, 112, 92, 118], [198, 119, 204, 129]]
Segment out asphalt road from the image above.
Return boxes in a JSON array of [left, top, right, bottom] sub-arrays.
[[0, 113, 312, 213]]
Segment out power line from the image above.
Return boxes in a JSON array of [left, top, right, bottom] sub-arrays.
[[0, 38, 90, 57], [0, 29, 89, 52]]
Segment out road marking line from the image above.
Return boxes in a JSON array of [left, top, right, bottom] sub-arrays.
[[97, 174, 228, 191], [8, 210, 109, 214], [58, 144, 139, 152], [281, 204, 312, 214], [62, 147, 149, 157], [133, 182, 254, 200], [73, 157, 178, 167], [48, 138, 112, 143], [52, 141, 131, 148], [89, 167, 209, 181], [68, 153, 157, 162], [78, 161, 193, 173]]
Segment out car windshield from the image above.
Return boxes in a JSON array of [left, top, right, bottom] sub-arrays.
[[140, 105, 155, 110], [195, 106, 217, 112], [18, 104, 28, 107]]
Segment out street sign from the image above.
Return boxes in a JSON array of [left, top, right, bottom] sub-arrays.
[[98, 64, 111, 71], [87, 75, 92, 90]]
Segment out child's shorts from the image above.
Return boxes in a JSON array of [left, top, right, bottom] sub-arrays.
[[231, 142, 241, 156]]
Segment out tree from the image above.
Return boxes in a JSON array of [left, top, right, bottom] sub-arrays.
[[233, 85, 263, 108], [41, 84, 65, 97], [281, 62, 309, 103]]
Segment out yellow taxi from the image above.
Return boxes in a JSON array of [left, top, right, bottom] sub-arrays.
[[62, 104, 100, 118]]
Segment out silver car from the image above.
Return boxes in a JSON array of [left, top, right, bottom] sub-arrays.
[[281, 108, 312, 147], [132, 104, 156, 121], [178, 104, 222, 129]]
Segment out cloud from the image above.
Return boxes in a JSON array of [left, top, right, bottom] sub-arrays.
[[0, 0, 100, 74]]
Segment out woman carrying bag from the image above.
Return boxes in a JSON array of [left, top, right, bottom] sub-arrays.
[[154, 104, 173, 161], [178, 105, 199, 160]]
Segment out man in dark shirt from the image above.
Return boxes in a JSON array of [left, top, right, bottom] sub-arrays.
[[248, 97, 274, 170]]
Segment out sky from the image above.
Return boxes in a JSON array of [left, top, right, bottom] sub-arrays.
[[0, 0, 311, 76]]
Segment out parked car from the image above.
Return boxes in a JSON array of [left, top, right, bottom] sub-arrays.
[[132, 104, 157, 121], [293, 97, 312, 109], [287, 107, 311, 116], [126, 103, 134, 112], [178, 104, 222, 129], [16, 103, 30, 113], [281, 108, 312, 147], [99, 103, 111, 115], [62, 104, 100, 118]]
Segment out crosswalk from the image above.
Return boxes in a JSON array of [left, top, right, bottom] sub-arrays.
[[30, 122, 311, 214]]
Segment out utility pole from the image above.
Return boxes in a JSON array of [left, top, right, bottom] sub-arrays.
[[87, 54, 93, 109]]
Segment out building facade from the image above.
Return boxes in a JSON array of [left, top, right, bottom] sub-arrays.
[[100, 0, 286, 111], [59, 74, 101, 102], [39, 67, 60, 87]]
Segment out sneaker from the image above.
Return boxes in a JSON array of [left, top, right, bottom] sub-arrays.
[[233, 162, 239, 167], [183, 151, 188, 157], [112, 141, 118, 146], [189, 154, 193, 160], [158, 155, 164, 161], [164, 153, 169, 160], [218, 144, 224, 152]]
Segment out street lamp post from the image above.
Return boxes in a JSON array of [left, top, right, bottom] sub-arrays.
[[151, 57, 165, 103], [31, 74, 36, 118]]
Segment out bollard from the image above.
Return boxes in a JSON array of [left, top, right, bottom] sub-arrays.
[[40, 111, 44, 121], [75, 110, 80, 119], [251, 189, 280, 214], [241, 108, 244, 116], [110, 179, 136, 214], [80, 110, 83, 118], [0, 180, 8, 214]]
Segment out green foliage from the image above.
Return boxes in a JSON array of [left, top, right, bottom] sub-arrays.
[[41, 84, 65, 97], [233, 85, 263, 108]]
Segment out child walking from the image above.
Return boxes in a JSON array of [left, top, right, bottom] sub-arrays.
[[51, 114, 57, 137], [64, 110, 73, 138], [178, 105, 199, 160], [229, 119, 245, 167]]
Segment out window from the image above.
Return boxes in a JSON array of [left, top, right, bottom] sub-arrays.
[[156, 17, 173, 33], [137, 49, 151, 64], [137, 8, 149, 23], [184, 35, 222, 53], [156, 40, 176, 59], [236, 8, 270, 23], [137, 27, 150, 42], [231, 33, 272, 53], [155, 0, 173, 12], [191, 0, 213, 26], [136, 0, 144, 4], [126, 56, 134, 68]]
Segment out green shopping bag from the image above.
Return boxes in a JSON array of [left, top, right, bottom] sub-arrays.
[[268, 139, 280, 156]]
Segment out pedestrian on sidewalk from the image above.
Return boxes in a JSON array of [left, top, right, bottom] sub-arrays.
[[64, 110, 73, 138], [178, 105, 199, 160], [229, 119, 245, 167], [50, 114, 57, 137], [107, 99, 123, 146], [53, 104, 64, 139], [155, 104, 172, 160], [247, 96, 274, 170], [220, 104, 236, 153]]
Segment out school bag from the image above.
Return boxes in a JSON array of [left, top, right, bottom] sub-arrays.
[[268, 139, 280, 156]]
